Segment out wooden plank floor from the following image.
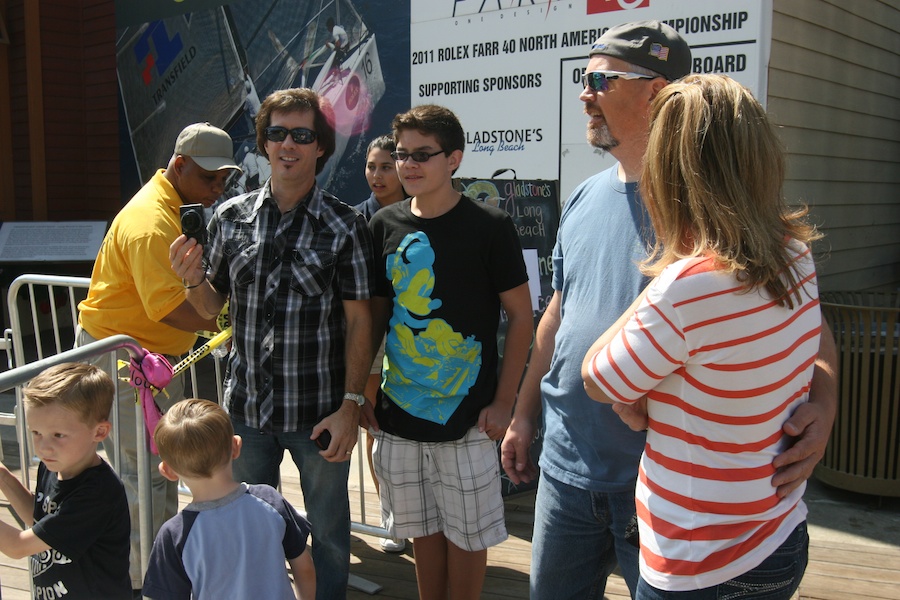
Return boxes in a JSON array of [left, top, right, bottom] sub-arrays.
[[0, 447, 629, 600], [2, 290, 898, 598], [1, 443, 899, 599]]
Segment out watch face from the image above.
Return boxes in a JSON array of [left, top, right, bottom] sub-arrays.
[[345, 393, 365, 405]]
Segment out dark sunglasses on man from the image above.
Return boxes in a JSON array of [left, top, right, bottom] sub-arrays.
[[264, 126, 318, 145]]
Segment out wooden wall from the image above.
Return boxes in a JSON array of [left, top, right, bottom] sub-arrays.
[[42, 0, 119, 220], [2, 0, 29, 221], [0, 0, 119, 224], [770, 0, 900, 291], [0, 0, 14, 224]]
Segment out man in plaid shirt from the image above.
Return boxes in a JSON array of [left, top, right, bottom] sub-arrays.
[[171, 88, 375, 599]]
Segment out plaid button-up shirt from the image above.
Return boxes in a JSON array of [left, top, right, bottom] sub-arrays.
[[206, 181, 374, 432]]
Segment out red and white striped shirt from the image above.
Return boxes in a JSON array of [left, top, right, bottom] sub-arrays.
[[587, 241, 820, 591]]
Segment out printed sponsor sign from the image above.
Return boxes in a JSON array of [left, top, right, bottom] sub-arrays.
[[411, 0, 772, 202]]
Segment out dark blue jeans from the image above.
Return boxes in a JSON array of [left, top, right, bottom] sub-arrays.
[[636, 522, 809, 599], [232, 420, 351, 600], [531, 472, 641, 599]]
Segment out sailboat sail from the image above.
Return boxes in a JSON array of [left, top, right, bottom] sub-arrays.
[[226, 0, 385, 189], [117, 0, 385, 193], [117, 9, 246, 183]]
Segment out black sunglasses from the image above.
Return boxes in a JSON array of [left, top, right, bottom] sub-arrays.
[[264, 126, 318, 145], [581, 70, 657, 92], [390, 149, 445, 163]]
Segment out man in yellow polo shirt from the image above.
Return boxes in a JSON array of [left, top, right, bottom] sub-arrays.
[[76, 122, 240, 597]]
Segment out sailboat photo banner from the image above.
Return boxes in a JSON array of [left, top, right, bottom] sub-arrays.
[[115, 0, 409, 205]]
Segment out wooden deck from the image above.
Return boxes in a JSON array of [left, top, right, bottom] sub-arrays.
[[0, 441, 898, 600]]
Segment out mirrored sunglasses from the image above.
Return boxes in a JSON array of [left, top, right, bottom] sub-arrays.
[[581, 70, 657, 92]]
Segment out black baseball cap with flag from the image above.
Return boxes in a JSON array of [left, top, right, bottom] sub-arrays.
[[589, 20, 691, 82]]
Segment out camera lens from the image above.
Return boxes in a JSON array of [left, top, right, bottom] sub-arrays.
[[181, 210, 202, 232]]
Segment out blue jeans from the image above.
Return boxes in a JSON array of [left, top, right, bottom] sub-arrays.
[[636, 522, 809, 600], [531, 472, 640, 599], [232, 420, 352, 600]]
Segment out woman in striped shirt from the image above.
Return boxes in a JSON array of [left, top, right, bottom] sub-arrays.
[[582, 74, 821, 599]]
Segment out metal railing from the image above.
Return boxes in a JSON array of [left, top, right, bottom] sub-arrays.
[[1, 273, 389, 592], [3, 274, 93, 486], [0, 334, 157, 581]]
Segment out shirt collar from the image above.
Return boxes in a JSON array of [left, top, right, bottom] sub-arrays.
[[243, 179, 324, 222], [152, 169, 183, 214]]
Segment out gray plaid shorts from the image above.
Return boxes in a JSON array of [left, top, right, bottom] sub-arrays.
[[372, 427, 508, 551]]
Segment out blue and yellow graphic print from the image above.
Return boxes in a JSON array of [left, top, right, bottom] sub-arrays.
[[383, 232, 481, 424]]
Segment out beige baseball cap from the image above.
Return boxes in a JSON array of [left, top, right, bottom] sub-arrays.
[[173, 122, 241, 172]]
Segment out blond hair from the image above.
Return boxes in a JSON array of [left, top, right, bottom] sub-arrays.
[[22, 362, 114, 425], [640, 74, 820, 308], [154, 399, 233, 478]]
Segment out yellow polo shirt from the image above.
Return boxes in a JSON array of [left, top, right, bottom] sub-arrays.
[[78, 169, 197, 356]]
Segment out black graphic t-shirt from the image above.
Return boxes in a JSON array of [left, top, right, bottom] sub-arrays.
[[369, 195, 528, 441], [30, 460, 131, 599]]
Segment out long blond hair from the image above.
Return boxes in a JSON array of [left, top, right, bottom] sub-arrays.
[[640, 74, 820, 308]]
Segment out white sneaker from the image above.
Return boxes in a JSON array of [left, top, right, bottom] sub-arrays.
[[380, 537, 406, 553]]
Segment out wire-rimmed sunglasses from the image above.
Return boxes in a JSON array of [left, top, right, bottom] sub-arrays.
[[390, 149, 445, 163], [581, 70, 657, 92], [264, 126, 318, 145]]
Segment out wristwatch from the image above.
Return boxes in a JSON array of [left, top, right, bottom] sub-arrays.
[[343, 392, 366, 406]]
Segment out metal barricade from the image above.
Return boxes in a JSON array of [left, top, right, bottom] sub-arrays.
[[5, 275, 92, 487], [1, 273, 389, 593], [0, 335, 157, 585], [0, 328, 15, 428], [4, 274, 211, 484]]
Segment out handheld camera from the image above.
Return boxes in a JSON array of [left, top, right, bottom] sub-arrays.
[[180, 204, 207, 246]]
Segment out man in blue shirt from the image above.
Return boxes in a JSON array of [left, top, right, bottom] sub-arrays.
[[501, 21, 837, 599]]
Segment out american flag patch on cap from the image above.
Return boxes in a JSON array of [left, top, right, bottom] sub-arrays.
[[650, 43, 670, 61]]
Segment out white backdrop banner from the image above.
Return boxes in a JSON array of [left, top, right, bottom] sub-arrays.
[[411, 0, 773, 202]]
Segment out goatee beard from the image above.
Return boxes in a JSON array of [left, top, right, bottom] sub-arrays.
[[588, 123, 618, 152]]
